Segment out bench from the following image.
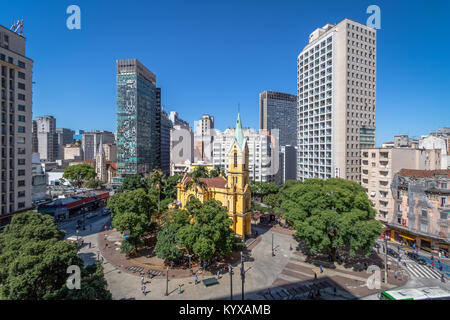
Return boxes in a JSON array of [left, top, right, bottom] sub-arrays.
[[202, 277, 219, 287]]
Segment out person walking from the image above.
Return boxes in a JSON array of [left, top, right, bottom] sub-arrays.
[[314, 272, 317, 281], [320, 265, 323, 273], [178, 284, 182, 294], [141, 275, 145, 285], [194, 275, 198, 285], [216, 270, 220, 279], [143, 285, 146, 296], [394, 271, 398, 280]]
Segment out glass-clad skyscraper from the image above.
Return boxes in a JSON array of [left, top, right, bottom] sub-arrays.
[[116, 59, 158, 176]]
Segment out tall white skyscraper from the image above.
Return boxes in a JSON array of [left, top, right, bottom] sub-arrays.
[[0, 23, 33, 220], [297, 19, 377, 182]]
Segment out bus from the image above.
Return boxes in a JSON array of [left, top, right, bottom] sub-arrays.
[[379, 286, 450, 300]]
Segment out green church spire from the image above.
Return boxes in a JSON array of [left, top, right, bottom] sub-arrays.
[[234, 113, 244, 149]]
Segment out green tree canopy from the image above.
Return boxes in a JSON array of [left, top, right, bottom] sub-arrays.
[[250, 180, 279, 201], [279, 178, 383, 260], [119, 174, 146, 192], [154, 222, 184, 263], [63, 164, 96, 188], [0, 211, 111, 300]]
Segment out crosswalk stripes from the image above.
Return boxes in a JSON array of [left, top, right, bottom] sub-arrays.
[[405, 262, 442, 279]]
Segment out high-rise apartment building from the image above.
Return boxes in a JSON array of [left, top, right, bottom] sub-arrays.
[[160, 108, 172, 175], [35, 115, 58, 162], [194, 114, 215, 162], [259, 91, 297, 147], [116, 59, 158, 176], [0, 23, 33, 224], [212, 117, 276, 183], [297, 19, 377, 182], [56, 127, 74, 160], [81, 130, 115, 161]]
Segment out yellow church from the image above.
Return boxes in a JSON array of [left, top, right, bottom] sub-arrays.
[[174, 113, 252, 238]]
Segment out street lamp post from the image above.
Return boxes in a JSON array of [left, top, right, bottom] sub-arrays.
[[240, 251, 245, 300], [384, 234, 388, 284], [271, 233, 274, 256], [229, 265, 233, 300], [165, 267, 169, 296]]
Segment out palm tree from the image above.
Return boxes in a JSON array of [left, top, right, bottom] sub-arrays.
[[185, 175, 208, 200], [146, 169, 164, 214]]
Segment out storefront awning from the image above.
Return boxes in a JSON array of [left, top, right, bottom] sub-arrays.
[[399, 234, 415, 241]]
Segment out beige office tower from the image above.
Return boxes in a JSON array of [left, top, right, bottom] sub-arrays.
[[0, 24, 33, 223], [297, 19, 377, 182]]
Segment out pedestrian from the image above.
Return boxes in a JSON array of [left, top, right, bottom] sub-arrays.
[[432, 262, 435, 270], [178, 284, 182, 294], [143, 285, 146, 296], [89, 242, 91, 249], [320, 265, 323, 273], [394, 271, 398, 280], [216, 270, 220, 279], [194, 275, 198, 285], [442, 274, 445, 283], [314, 272, 317, 281], [141, 275, 145, 285]]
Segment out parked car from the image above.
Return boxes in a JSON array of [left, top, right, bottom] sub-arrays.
[[102, 208, 111, 216]]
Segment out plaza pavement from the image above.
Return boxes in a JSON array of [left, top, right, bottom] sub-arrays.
[[78, 224, 410, 300]]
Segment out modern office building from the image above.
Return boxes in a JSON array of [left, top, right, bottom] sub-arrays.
[[160, 108, 172, 175], [56, 127, 74, 160], [0, 23, 33, 226], [259, 91, 297, 147], [116, 59, 158, 176], [35, 115, 58, 162], [32, 119, 38, 153], [297, 19, 377, 182], [81, 130, 115, 161], [280, 145, 298, 184], [103, 142, 117, 162]]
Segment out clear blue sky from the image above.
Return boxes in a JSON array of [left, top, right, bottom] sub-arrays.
[[2, 0, 449, 145]]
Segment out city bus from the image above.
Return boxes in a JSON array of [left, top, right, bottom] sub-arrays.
[[379, 287, 450, 300]]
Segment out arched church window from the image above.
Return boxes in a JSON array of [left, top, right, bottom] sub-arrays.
[[234, 152, 238, 168]]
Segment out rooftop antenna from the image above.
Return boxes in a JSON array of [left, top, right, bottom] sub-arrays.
[[10, 20, 24, 36]]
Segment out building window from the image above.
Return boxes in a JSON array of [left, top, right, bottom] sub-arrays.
[[18, 94, 25, 101], [421, 209, 428, 218], [18, 105, 25, 111], [18, 191, 25, 198], [18, 202, 25, 209], [18, 147, 25, 154], [17, 137, 25, 144], [18, 180, 25, 187], [441, 197, 448, 207], [18, 126, 25, 133], [18, 72, 25, 80], [18, 158, 25, 165], [18, 170, 25, 176], [18, 83, 25, 90], [234, 152, 237, 168]]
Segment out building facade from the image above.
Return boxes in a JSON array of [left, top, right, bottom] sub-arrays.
[[297, 19, 377, 182], [361, 147, 441, 223], [35, 115, 58, 162], [63, 144, 83, 160], [81, 130, 115, 161], [259, 91, 297, 147], [0, 24, 33, 225], [56, 127, 74, 160], [419, 134, 449, 170], [194, 114, 215, 162], [212, 117, 276, 183], [116, 59, 158, 176], [160, 108, 172, 175], [174, 114, 252, 238], [389, 169, 449, 254]]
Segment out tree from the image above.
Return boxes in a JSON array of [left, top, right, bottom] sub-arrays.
[[85, 178, 104, 189], [190, 166, 209, 179], [0, 211, 111, 300], [119, 174, 145, 192], [112, 211, 148, 253], [63, 164, 96, 188], [177, 198, 235, 261], [279, 178, 383, 261], [262, 193, 281, 213], [146, 169, 163, 213], [250, 180, 279, 202], [154, 222, 183, 263], [162, 174, 180, 200], [209, 166, 227, 178], [107, 188, 156, 220]]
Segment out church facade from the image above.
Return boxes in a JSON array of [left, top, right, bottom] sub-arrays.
[[175, 114, 252, 238]]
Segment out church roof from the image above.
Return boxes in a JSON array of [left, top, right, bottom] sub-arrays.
[[184, 176, 227, 189]]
